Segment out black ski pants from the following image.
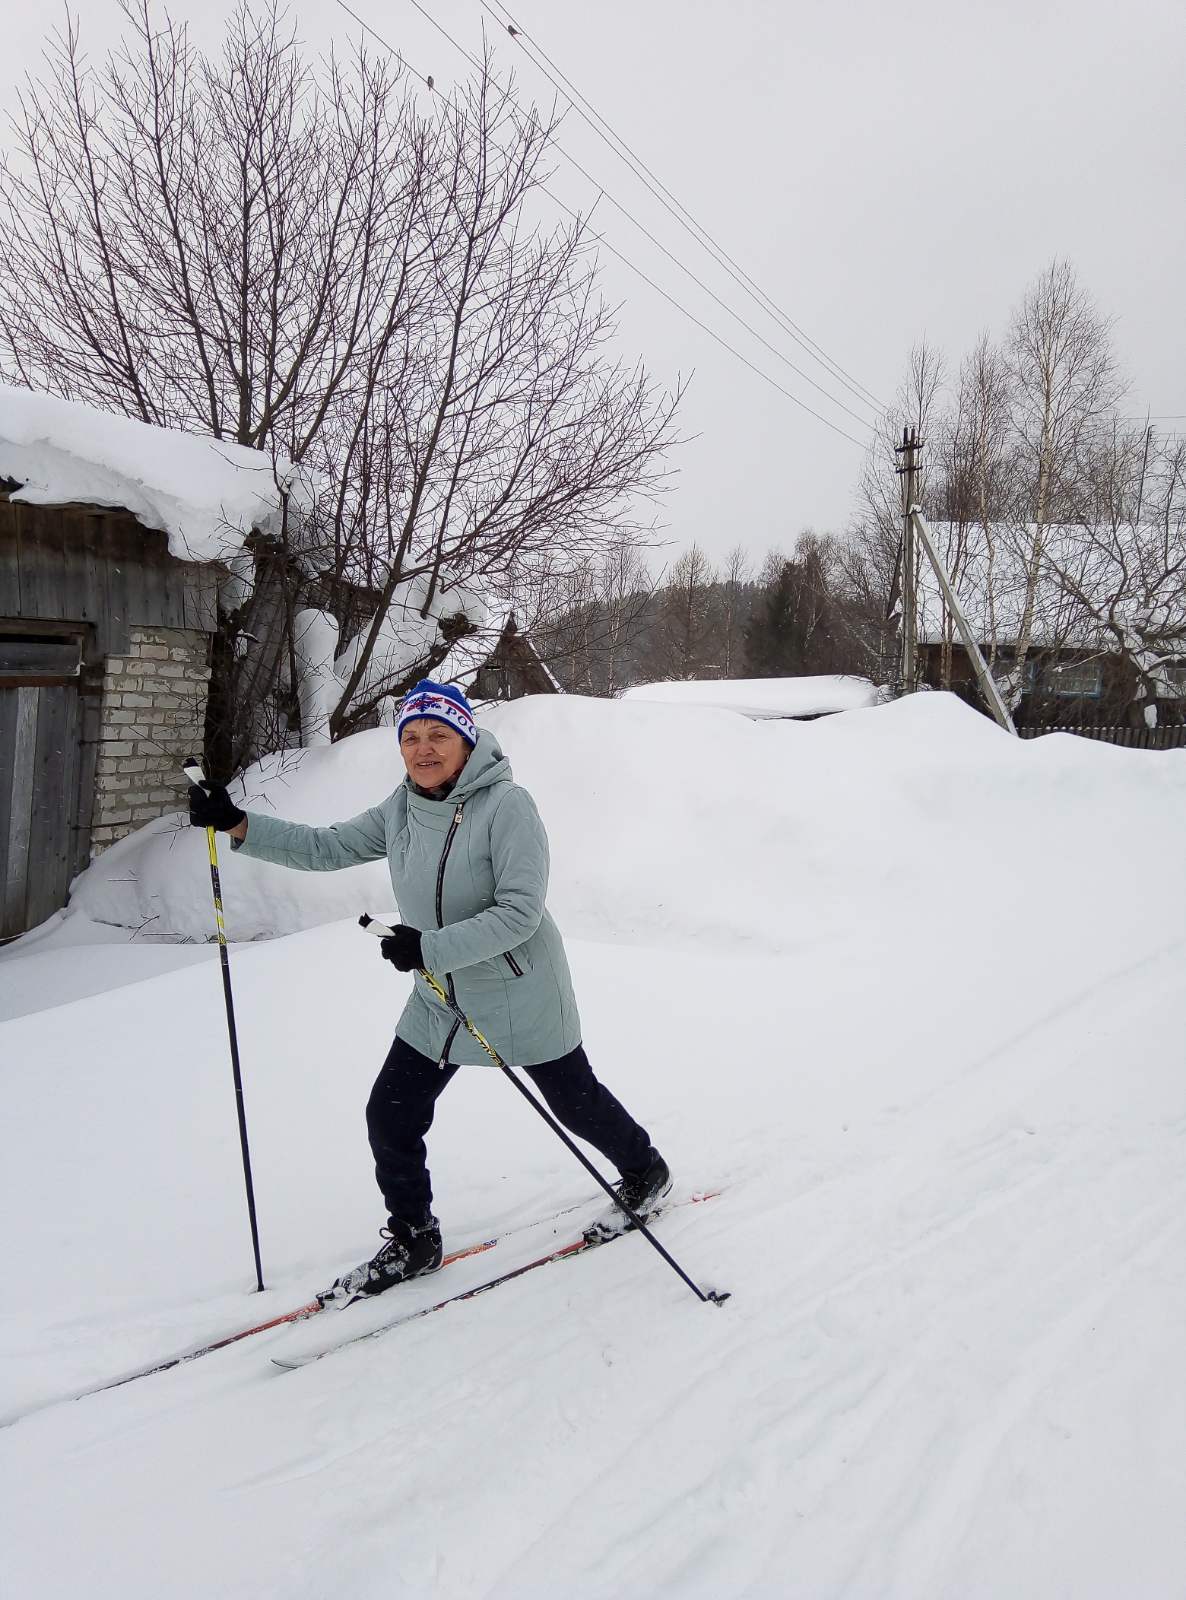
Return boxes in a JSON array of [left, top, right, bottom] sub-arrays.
[[366, 1035, 655, 1227]]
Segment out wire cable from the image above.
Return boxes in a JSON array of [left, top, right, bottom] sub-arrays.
[[399, 0, 876, 429], [484, 0, 888, 416], [333, 0, 872, 448]]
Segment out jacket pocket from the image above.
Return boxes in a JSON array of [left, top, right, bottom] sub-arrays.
[[504, 951, 526, 978]]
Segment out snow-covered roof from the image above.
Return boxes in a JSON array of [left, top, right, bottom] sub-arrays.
[[432, 608, 560, 694], [621, 675, 884, 718], [914, 522, 1128, 650], [431, 604, 515, 691], [0, 384, 316, 566]]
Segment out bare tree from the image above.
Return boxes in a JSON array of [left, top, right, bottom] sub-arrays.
[[720, 543, 751, 677], [743, 534, 847, 677], [517, 540, 657, 695], [1043, 427, 1186, 726], [0, 2, 682, 763], [849, 337, 945, 688], [651, 543, 717, 681], [1000, 260, 1123, 708], [925, 334, 1018, 685]]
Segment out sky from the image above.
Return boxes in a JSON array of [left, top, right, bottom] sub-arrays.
[[3, 0, 1184, 566]]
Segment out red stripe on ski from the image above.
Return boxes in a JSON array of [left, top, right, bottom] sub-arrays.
[[94, 1235, 499, 1386], [0, 1234, 501, 1428], [273, 1191, 724, 1371]]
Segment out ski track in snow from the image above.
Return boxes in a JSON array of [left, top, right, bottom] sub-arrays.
[[3, 696, 1186, 1598]]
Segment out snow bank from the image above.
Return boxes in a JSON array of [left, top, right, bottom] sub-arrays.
[[4, 689, 1186, 1596], [623, 673, 885, 717], [67, 692, 1186, 965], [69, 736, 405, 942], [0, 383, 315, 564]]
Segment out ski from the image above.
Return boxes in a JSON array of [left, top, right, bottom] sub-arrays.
[[272, 1190, 723, 1371], [0, 1197, 599, 1429]]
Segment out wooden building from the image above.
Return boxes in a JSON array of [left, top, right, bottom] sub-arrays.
[[0, 494, 218, 940], [914, 521, 1186, 734], [468, 616, 562, 702], [915, 639, 1186, 730]]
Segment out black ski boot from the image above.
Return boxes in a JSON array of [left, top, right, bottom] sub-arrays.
[[323, 1216, 443, 1303], [585, 1152, 672, 1244]]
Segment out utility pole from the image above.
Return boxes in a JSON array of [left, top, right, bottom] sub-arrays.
[[910, 509, 1017, 733], [890, 425, 1016, 732], [894, 427, 922, 692]]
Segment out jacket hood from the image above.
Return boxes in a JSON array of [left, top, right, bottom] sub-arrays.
[[404, 727, 511, 801]]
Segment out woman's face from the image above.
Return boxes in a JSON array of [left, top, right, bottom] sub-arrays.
[[400, 719, 471, 788]]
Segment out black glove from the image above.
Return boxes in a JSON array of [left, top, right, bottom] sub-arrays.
[[188, 779, 246, 832], [380, 926, 424, 973]]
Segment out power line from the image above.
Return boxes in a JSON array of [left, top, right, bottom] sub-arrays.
[[484, 0, 889, 416], [334, 0, 872, 449], [399, 0, 877, 430]]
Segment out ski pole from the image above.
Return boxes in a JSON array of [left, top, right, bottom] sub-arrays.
[[359, 916, 728, 1306], [184, 760, 265, 1293]]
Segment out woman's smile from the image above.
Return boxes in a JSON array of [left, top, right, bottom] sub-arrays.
[[399, 721, 471, 787]]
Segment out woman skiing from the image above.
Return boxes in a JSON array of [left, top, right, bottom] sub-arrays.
[[188, 680, 670, 1299]]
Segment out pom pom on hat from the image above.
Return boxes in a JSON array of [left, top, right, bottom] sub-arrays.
[[397, 680, 477, 747]]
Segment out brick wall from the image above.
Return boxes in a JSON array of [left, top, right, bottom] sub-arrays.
[[90, 627, 212, 855]]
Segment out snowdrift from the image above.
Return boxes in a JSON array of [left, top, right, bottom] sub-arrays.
[[4, 692, 1186, 1599], [71, 691, 1186, 965], [622, 672, 884, 716]]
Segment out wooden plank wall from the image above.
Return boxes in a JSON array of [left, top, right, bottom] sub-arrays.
[[0, 498, 220, 934], [0, 498, 220, 661], [0, 682, 82, 939], [1016, 724, 1186, 750]]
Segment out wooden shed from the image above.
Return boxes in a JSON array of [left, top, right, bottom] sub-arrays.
[[468, 616, 562, 701], [0, 383, 313, 941], [0, 493, 219, 939]]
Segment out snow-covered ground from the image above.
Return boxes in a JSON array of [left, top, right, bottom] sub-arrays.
[[2, 694, 1184, 1598], [622, 673, 884, 718]]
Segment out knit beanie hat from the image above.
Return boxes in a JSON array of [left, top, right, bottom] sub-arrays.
[[396, 680, 477, 747]]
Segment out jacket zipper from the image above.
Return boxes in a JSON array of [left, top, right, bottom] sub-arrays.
[[435, 803, 465, 1067], [504, 952, 524, 977], [435, 802, 465, 927]]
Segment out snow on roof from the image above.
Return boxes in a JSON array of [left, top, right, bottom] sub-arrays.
[[432, 603, 515, 691], [0, 384, 316, 566], [915, 522, 1118, 650], [432, 607, 560, 694], [621, 675, 883, 718]]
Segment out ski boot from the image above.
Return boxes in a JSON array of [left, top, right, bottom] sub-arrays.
[[585, 1153, 672, 1244], [322, 1215, 443, 1304]]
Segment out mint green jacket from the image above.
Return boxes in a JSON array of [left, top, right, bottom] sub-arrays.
[[236, 732, 582, 1067]]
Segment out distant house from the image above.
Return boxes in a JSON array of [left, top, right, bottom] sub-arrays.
[[0, 385, 309, 939], [914, 522, 1186, 729], [621, 675, 884, 721], [459, 614, 562, 703]]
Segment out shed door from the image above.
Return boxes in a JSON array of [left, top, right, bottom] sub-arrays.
[[0, 628, 85, 940]]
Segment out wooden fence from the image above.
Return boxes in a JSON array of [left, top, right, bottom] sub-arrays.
[[1017, 724, 1186, 751]]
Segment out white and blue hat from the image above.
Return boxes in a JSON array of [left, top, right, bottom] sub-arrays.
[[397, 680, 477, 747]]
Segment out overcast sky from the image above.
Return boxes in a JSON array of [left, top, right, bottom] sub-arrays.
[[4, 0, 1184, 564]]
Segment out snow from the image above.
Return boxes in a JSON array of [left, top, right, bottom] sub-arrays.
[[2, 692, 1186, 1598], [622, 674, 884, 718], [0, 912, 209, 1023], [0, 383, 314, 564], [291, 579, 500, 746]]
